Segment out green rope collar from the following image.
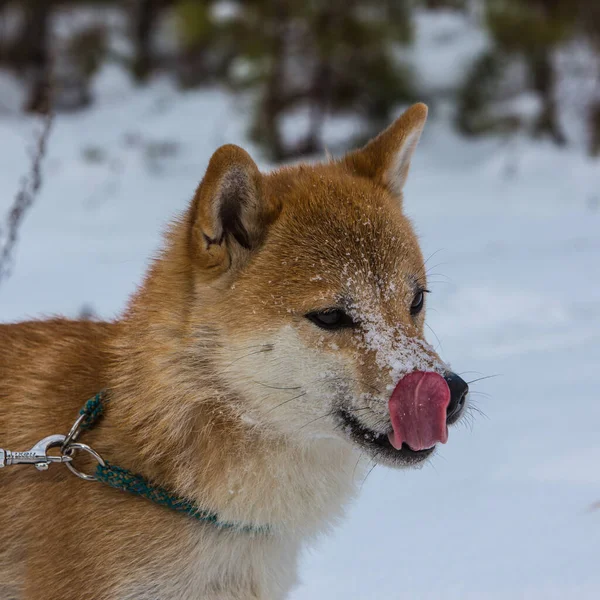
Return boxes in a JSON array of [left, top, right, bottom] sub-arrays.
[[78, 393, 265, 534]]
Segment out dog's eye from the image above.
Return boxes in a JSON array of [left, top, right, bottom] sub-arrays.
[[410, 290, 426, 316], [306, 309, 355, 330]]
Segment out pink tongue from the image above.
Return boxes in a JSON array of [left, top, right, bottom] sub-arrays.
[[388, 371, 451, 451]]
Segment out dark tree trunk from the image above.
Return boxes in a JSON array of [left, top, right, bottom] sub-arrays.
[[132, 0, 162, 82], [22, 1, 52, 114], [590, 101, 600, 157], [259, 1, 289, 161], [423, 0, 456, 8], [305, 7, 336, 157], [304, 60, 330, 156], [529, 51, 566, 146]]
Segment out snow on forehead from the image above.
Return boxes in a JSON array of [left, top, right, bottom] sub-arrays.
[[282, 183, 443, 381], [301, 192, 419, 273], [303, 194, 423, 292], [305, 189, 442, 382], [340, 259, 445, 385]]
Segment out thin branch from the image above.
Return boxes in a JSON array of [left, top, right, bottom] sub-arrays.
[[0, 109, 53, 285]]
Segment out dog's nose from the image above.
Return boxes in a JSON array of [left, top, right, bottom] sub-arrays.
[[444, 372, 469, 424]]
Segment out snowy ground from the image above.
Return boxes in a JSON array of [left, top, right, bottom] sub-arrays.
[[2, 65, 600, 599]]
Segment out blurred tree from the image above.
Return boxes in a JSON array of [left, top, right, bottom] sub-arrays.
[[175, 0, 416, 160], [130, 0, 175, 82], [174, 0, 238, 87], [8, 0, 53, 113], [131, 0, 159, 81], [457, 0, 578, 144], [2, 0, 594, 158], [577, 0, 600, 156], [590, 105, 600, 156], [59, 23, 108, 109], [422, 0, 467, 8], [489, 0, 576, 143], [0, 0, 114, 112], [456, 50, 519, 135]]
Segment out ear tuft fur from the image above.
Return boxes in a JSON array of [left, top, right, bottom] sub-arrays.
[[215, 165, 256, 250], [190, 144, 274, 274]]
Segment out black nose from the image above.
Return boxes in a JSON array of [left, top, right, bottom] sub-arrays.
[[444, 372, 469, 424]]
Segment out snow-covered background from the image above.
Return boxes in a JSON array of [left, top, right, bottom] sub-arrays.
[[1, 9, 599, 600]]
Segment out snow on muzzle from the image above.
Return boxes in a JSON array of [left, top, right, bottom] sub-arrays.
[[388, 371, 451, 452]]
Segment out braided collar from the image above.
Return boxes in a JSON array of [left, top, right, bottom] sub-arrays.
[[78, 393, 266, 534]]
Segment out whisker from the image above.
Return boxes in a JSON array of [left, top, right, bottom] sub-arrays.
[[253, 381, 303, 391], [352, 450, 366, 481], [426, 279, 452, 286], [311, 375, 382, 395], [468, 390, 491, 400], [423, 249, 445, 267], [230, 343, 274, 353], [297, 411, 336, 431], [431, 453, 445, 468], [425, 323, 443, 353], [460, 409, 476, 432], [466, 375, 501, 385], [424, 272, 451, 281], [361, 455, 381, 490], [223, 347, 273, 368], [425, 260, 449, 273], [266, 392, 307, 414], [467, 404, 489, 420]]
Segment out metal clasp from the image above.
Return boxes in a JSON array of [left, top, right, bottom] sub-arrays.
[[0, 434, 73, 471]]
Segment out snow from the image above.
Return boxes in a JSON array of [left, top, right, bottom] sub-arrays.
[[2, 14, 600, 600]]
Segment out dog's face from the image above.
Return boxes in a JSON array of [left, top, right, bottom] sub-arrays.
[[188, 104, 468, 467]]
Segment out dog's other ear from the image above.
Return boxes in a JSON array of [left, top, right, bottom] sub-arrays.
[[189, 144, 277, 274], [344, 103, 427, 199]]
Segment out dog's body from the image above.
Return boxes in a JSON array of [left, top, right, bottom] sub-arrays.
[[0, 104, 469, 599], [1, 320, 354, 599]]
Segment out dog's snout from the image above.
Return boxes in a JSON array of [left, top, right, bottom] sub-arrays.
[[444, 372, 469, 424]]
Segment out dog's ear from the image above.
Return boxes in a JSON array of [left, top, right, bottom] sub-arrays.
[[343, 103, 427, 199], [189, 144, 278, 274]]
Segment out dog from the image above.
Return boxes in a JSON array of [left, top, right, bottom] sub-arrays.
[[0, 103, 469, 599]]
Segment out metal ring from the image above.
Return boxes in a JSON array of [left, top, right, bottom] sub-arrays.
[[61, 413, 87, 451], [63, 442, 106, 481]]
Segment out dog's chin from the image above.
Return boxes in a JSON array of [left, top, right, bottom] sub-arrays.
[[336, 409, 435, 468]]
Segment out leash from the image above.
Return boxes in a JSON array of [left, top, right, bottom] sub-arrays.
[[0, 392, 264, 534]]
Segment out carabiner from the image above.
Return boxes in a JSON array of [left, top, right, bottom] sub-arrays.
[[0, 434, 72, 471]]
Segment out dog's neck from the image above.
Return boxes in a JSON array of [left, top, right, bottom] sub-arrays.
[[102, 232, 361, 534]]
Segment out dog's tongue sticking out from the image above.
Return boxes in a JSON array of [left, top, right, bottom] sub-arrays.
[[388, 371, 451, 452]]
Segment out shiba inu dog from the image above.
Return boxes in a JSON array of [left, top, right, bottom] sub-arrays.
[[0, 103, 469, 600]]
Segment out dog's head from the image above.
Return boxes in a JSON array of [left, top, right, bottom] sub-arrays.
[[185, 104, 468, 467]]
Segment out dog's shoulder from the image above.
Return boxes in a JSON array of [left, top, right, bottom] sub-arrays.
[[0, 317, 114, 371], [0, 318, 117, 436]]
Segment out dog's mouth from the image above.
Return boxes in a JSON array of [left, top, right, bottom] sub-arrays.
[[337, 409, 435, 466], [336, 371, 466, 467]]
